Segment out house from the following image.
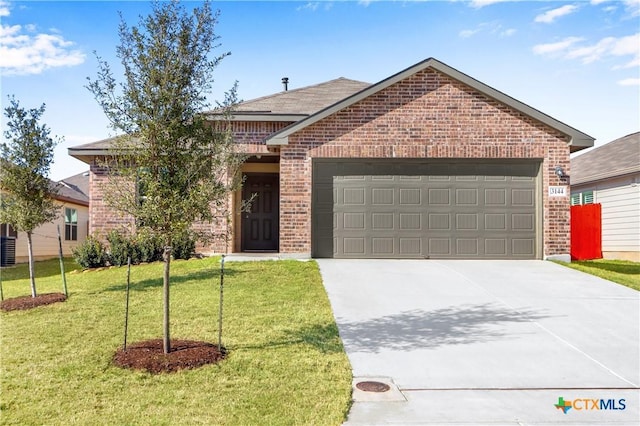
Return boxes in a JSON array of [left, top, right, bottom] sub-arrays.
[[69, 58, 594, 260], [0, 171, 90, 264], [570, 132, 640, 261]]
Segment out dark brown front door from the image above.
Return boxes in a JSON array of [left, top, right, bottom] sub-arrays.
[[242, 173, 279, 251]]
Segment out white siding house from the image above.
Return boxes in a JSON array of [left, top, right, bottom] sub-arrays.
[[1, 172, 89, 264], [571, 132, 640, 261]]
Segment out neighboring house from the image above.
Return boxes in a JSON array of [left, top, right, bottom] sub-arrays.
[[69, 58, 594, 260], [570, 132, 640, 261], [0, 171, 90, 264]]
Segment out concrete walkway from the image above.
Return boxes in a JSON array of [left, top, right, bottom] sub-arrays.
[[318, 260, 640, 425]]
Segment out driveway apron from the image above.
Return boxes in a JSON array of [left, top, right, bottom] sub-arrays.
[[318, 259, 640, 425]]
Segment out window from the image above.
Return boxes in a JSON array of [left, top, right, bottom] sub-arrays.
[[571, 190, 594, 206], [65, 208, 78, 241], [0, 223, 18, 238]]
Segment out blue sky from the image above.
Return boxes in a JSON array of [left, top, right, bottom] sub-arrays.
[[1, 0, 639, 181]]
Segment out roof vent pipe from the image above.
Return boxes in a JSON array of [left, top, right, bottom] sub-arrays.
[[282, 77, 289, 91]]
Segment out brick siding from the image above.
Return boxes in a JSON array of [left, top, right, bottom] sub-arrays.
[[89, 68, 572, 258], [279, 68, 571, 256], [89, 159, 135, 238]]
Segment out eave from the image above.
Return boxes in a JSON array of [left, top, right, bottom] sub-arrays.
[[206, 112, 308, 122]]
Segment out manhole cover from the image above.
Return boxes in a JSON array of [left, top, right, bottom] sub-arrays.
[[355, 381, 391, 393]]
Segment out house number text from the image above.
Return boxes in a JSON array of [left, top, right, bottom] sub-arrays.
[[548, 186, 567, 197]]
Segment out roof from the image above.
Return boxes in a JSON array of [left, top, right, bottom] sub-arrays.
[[571, 132, 640, 185], [67, 136, 120, 163], [206, 77, 371, 121], [55, 171, 90, 206], [69, 78, 370, 162], [70, 57, 595, 161], [265, 57, 595, 152]]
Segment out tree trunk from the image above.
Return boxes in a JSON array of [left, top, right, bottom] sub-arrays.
[[27, 231, 37, 298], [162, 245, 172, 354]]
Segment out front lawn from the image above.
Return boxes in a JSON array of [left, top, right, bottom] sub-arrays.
[[556, 259, 640, 291], [0, 258, 352, 425]]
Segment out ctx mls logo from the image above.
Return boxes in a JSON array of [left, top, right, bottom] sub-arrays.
[[554, 397, 626, 414], [555, 397, 573, 413]]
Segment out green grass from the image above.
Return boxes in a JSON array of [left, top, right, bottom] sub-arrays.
[[555, 259, 640, 291], [0, 258, 352, 425]]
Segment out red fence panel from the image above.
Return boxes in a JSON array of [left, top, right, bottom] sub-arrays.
[[570, 203, 602, 261]]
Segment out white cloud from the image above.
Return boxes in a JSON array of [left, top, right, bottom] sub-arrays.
[[0, 1, 9, 17], [459, 29, 480, 38], [595, 0, 640, 15], [534, 33, 640, 87], [297, 1, 334, 12], [565, 33, 640, 65], [470, 0, 511, 8], [566, 37, 618, 63], [618, 77, 640, 86], [459, 21, 515, 39], [533, 37, 584, 55], [611, 33, 640, 57], [297, 2, 320, 12], [624, 0, 640, 16], [0, 3, 85, 75], [501, 28, 516, 37], [534, 5, 579, 24]]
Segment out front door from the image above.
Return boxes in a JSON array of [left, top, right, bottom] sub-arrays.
[[242, 173, 279, 251]]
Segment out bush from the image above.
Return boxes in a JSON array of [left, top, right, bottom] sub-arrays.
[[79, 229, 193, 268], [72, 236, 108, 269], [135, 229, 164, 263], [172, 231, 196, 260], [106, 230, 134, 267]]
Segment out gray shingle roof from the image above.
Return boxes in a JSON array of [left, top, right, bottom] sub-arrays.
[[55, 171, 90, 205], [229, 77, 371, 115], [69, 78, 371, 161], [571, 132, 640, 185]]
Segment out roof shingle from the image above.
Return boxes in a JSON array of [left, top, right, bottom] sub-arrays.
[[571, 132, 640, 185], [211, 77, 370, 115], [55, 171, 90, 205]]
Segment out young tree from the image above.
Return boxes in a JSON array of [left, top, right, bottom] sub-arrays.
[[87, 0, 242, 353], [1, 97, 60, 297]]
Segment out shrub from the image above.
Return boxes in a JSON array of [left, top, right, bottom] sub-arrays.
[[72, 236, 108, 269], [106, 230, 134, 267], [135, 229, 164, 263], [172, 231, 196, 260]]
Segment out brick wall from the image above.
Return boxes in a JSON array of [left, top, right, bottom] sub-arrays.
[[279, 68, 571, 257], [88, 69, 573, 258], [89, 159, 136, 238], [88, 122, 290, 253]]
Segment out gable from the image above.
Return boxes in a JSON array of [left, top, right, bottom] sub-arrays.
[[266, 58, 594, 152], [293, 68, 570, 150]]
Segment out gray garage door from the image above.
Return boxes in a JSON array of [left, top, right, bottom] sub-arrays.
[[312, 159, 540, 259]]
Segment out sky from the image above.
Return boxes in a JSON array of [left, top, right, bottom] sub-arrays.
[[1, 0, 639, 181]]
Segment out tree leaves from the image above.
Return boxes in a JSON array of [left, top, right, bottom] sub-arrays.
[[0, 96, 60, 233]]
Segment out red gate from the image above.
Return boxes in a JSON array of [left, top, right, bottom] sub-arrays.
[[570, 204, 602, 260]]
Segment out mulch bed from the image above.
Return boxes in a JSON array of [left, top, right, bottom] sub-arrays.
[[1, 293, 67, 312], [113, 339, 227, 373]]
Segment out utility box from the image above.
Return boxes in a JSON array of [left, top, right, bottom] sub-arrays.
[[1, 236, 16, 267]]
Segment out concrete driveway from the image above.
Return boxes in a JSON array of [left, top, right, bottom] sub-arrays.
[[318, 260, 640, 425]]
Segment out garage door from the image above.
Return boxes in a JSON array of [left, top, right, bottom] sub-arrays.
[[312, 160, 540, 259]]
